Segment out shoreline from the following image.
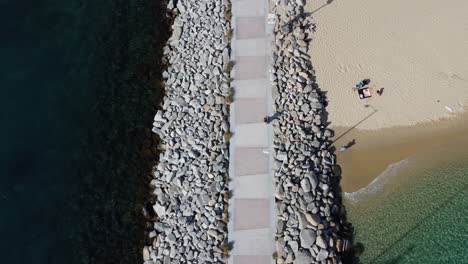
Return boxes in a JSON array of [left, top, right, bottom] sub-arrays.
[[300, 0, 468, 262], [332, 111, 468, 192], [342, 134, 468, 263]]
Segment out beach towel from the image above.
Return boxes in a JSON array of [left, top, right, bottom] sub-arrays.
[[358, 88, 372, 99]]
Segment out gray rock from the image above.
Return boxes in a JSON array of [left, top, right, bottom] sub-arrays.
[[277, 237, 287, 257], [300, 178, 311, 193], [294, 250, 314, 264], [288, 240, 299, 253], [277, 220, 285, 233], [282, 24, 292, 34], [297, 39, 307, 46], [143, 246, 150, 261], [316, 249, 329, 261], [153, 203, 167, 218], [296, 0, 305, 6], [316, 235, 327, 249], [312, 140, 321, 148], [207, 229, 219, 238], [167, 0, 175, 10], [166, 233, 177, 244], [305, 172, 318, 190], [223, 48, 230, 67], [194, 73, 205, 82], [305, 213, 320, 226], [172, 26, 182, 41], [296, 212, 308, 229], [300, 103, 310, 114], [311, 102, 324, 109], [323, 129, 333, 137], [176, 0, 186, 13], [299, 229, 316, 248], [277, 151, 287, 161], [297, 75, 306, 83], [154, 222, 168, 232], [276, 184, 286, 200], [303, 85, 312, 93]]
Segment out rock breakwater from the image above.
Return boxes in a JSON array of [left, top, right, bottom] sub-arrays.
[[145, 0, 231, 263], [271, 1, 352, 263]]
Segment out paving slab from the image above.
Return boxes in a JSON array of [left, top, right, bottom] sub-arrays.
[[234, 123, 269, 147], [236, 17, 266, 39], [233, 79, 269, 99], [235, 56, 267, 80], [234, 199, 270, 230], [236, 98, 267, 124], [229, 0, 274, 262], [235, 38, 268, 56], [235, 147, 269, 176], [234, 0, 265, 17], [233, 255, 271, 264], [231, 228, 273, 255], [233, 174, 270, 199]]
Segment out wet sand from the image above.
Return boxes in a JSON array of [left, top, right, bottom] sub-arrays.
[[343, 133, 468, 263], [332, 112, 468, 192]]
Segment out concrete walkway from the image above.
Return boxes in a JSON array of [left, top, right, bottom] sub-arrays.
[[228, 0, 275, 264]]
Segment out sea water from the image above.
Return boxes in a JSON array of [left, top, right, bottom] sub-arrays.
[[345, 136, 468, 263], [0, 1, 167, 263]]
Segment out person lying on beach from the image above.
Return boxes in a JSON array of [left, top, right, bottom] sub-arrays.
[[355, 81, 364, 89], [353, 79, 371, 90]]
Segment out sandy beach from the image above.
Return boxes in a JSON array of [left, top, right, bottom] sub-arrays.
[[306, 0, 468, 129], [304, 0, 468, 191]]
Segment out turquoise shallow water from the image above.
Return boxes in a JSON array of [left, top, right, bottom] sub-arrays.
[[345, 136, 468, 263]]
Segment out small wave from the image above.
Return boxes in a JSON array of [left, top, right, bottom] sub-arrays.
[[344, 159, 410, 201]]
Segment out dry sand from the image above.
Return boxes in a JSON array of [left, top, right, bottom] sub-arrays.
[[306, 0, 468, 129], [301, 0, 468, 191]]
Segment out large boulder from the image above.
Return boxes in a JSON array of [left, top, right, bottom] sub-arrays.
[[305, 213, 321, 226], [294, 250, 314, 264], [299, 229, 316, 248], [300, 178, 311, 193], [316, 235, 327, 249], [305, 172, 318, 190], [316, 249, 329, 261]]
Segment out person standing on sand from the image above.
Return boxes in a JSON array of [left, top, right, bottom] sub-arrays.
[[377, 87, 384, 96], [340, 139, 356, 152]]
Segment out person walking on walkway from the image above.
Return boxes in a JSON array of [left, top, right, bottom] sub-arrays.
[[264, 111, 284, 124]]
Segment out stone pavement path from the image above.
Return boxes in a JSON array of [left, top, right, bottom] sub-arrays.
[[228, 0, 276, 263]]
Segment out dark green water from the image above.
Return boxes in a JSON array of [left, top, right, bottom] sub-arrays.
[[345, 136, 468, 263], [0, 1, 168, 263]]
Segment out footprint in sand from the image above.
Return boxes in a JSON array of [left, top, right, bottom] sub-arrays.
[[339, 63, 363, 73], [338, 63, 345, 73]]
